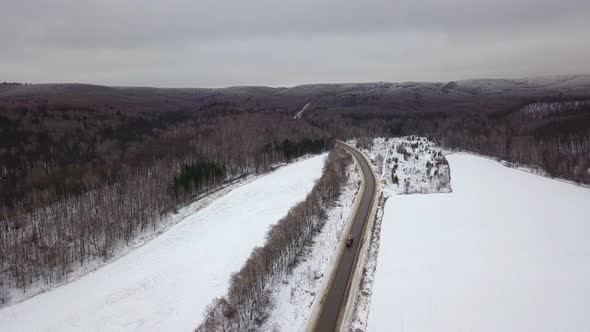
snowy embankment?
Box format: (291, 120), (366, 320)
(368, 153), (590, 332)
(0, 154), (327, 332)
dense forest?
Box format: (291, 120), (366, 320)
(0, 89), (331, 298)
(1, 76), (589, 302)
(309, 96), (590, 184)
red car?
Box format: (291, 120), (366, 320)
(346, 234), (353, 247)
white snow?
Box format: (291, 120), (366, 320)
(294, 102), (311, 119)
(368, 153), (590, 332)
(0, 154), (327, 332)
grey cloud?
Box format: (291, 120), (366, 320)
(4, 0), (589, 47)
(1, 0), (589, 86)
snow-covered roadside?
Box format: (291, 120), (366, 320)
(1, 154), (318, 308)
(367, 153), (590, 331)
(348, 194), (385, 331)
(0, 154), (327, 332)
(260, 162), (361, 332)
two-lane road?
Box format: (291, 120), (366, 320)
(312, 142), (377, 331)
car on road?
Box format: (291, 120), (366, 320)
(346, 234), (353, 247)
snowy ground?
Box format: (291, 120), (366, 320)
(0, 154), (327, 332)
(368, 153), (590, 332)
(261, 162), (360, 332)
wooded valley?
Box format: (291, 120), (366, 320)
(1, 77), (589, 302)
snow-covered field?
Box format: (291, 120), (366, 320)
(0, 154), (327, 332)
(350, 137), (451, 330)
(368, 153), (590, 332)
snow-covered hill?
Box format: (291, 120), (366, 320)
(368, 153), (590, 332)
(363, 137), (451, 195)
(0, 154), (327, 332)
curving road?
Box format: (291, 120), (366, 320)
(312, 142), (378, 332)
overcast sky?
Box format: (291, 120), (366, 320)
(2, 0), (590, 87)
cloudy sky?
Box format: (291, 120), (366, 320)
(2, 0), (590, 87)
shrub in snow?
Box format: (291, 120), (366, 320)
(392, 174), (399, 185)
(0, 286), (10, 307)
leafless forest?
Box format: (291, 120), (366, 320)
(0, 85), (330, 299)
(1, 77), (589, 302)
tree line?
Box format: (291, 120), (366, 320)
(196, 148), (351, 331)
(307, 96), (590, 185)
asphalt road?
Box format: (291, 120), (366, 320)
(312, 142), (377, 332)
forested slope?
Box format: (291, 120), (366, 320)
(1, 75), (589, 302)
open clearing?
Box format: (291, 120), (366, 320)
(368, 153), (590, 332)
